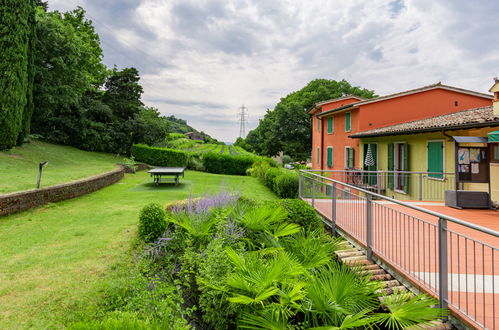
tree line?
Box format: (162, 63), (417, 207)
(0, 1), (210, 153)
(243, 79), (377, 161)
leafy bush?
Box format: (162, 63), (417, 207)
(138, 203), (167, 242)
(273, 171), (299, 198)
(122, 156), (138, 173)
(187, 153), (204, 171)
(263, 167), (283, 189)
(202, 153), (256, 175)
(268, 199), (322, 229)
(248, 160), (271, 180)
(281, 154), (293, 165)
(131, 144), (188, 167)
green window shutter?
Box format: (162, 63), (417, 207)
(388, 143), (394, 189)
(348, 148), (354, 168)
(317, 118), (321, 132)
(327, 117), (333, 133)
(403, 143), (410, 193)
(317, 147), (320, 164)
(327, 147), (333, 167)
(345, 112), (351, 132)
(427, 142), (444, 178)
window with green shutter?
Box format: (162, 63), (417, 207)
(317, 147), (320, 165)
(327, 147), (333, 167)
(345, 147), (354, 168)
(327, 117), (333, 134)
(427, 141), (444, 178)
(345, 112), (351, 132)
(317, 118), (321, 132)
(387, 143), (394, 189)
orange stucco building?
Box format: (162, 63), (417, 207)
(309, 83), (493, 171)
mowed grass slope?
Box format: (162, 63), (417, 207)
(0, 140), (119, 194)
(0, 170), (276, 329)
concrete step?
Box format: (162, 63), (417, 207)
(335, 250), (364, 258)
(376, 285), (408, 295)
(341, 255), (367, 262)
(406, 321), (451, 329)
(355, 264), (380, 270)
(380, 280), (402, 288)
(343, 258), (374, 266)
(364, 268), (386, 276)
(370, 273), (392, 281)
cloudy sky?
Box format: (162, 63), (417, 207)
(48, 0), (499, 142)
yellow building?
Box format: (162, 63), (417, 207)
(350, 106), (499, 204)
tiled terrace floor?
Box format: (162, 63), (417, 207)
(305, 198), (499, 329)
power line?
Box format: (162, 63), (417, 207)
(237, 105), (248, 138)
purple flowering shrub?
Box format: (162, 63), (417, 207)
(166, 191), (240, 214)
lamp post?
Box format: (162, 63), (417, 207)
(36, 161), (48, 189)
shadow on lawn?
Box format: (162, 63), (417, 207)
(129, 181), (192, 192)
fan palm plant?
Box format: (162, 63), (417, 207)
(280, 230), (341, 270)
(225, 248), (305, 306)
(303, 262), (381, 327)
(372, 293), (447, 329)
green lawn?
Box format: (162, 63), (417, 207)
(0, 170), (276, 329)
(0, 140), (120, 194)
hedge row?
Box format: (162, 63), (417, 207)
(131, 144), (275, 175)
(250, 162), (299, 198)
(203, 153), (256, 175)
(131, 144), (189, 167)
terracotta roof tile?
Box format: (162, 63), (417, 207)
(350, 106), (499, 138)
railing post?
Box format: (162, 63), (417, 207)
(298, 171), (303, 199)
(366, 194), (373, 261)
(331, 182), (337, 236)
(419, 173), (423, 201)
(438, 217), (449, 315)
(311, 178), (315, 207)
(376, 172), (381, 195)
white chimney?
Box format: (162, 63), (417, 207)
(490, 77), (499, 116)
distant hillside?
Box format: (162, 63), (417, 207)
(165, 115), (218, 143)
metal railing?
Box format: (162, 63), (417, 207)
(310, 169), (456, 201)
(299, 170), (499, 329)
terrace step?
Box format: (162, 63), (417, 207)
(380, 280), (402, 288)
(359, 263), (384, 272)
(364, 268), (386, 275)
(406, 321), (451, 329)
(376, 285), (408, 295)
(370, 274), (392, 281)
(335, 250), (364, 258)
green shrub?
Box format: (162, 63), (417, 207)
(202, 152), (256, 175)
(274, 171), (299, 198)
(187, 153), (205, 171)
(248, 160), (271, 180)
(138, 203), (167, 242)
(131, 144), (188, 167)
(263, 167), (283, 189)
(268, 199), (322, 230)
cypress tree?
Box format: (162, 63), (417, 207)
(17, 0), (36, 145)
(0, 0), (34, 150)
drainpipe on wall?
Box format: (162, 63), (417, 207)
(320, 118), (324, 170)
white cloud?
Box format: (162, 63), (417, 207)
(48, 0), (499, 141)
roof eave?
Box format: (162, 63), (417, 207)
(349, 120), (499, 139)
(317, 104), (357, 118)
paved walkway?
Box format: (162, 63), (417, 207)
(306, 198), (499, 329)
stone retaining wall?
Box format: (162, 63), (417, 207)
(0, 166), (126, 217)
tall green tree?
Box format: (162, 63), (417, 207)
(245, 79), (376, 160)
(102, 67), (144, 120)
(31, 8), (102, 139)
(0, 0), (36, 150)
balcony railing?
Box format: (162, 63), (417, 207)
(299, 170), (499, 329)
(310, 169), (456, 201)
